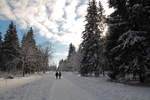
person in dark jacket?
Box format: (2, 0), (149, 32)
(55, 71), (58, 79)
(58, 71), (62, 79)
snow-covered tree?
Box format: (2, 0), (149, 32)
(21, 27), (37, 74)
(121, 0), (150, 82)
(67, 43), (76, 71)
(105, 0), (128, 79)
(111, 30), (147, 81)
(106, 0), (150, 82)
(67, 43), (76, 60)
(20, 29), (52, 76)
(36, 42), (52, 73)
(80, 0), (102, 76)
(97, 1), (106, 76)
(0, 32), (2, 44)
(59, 43), (76, 71)
(2, 22), (20, 72)
(72, 45), (83, 72)
(0, 32), (3, 71)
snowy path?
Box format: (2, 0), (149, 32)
(49, 76), (97, 100)
(0, 72), (150, 100)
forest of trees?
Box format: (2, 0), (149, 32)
(58, 0), (150, 83)
(1, 0), (149, 83)
(58, 43), (77, 71)
(0, 22), (52, 77)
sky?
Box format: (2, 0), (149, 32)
(0, 0), (113, 65)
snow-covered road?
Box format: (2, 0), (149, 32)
(0, 72), (150, 100)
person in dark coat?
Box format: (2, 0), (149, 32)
(58, 71), (62, 79)
(55, 71), (58, 79)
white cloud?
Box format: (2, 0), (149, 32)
(0, 0), (16, 20)
(76, 4), (88, 17)
(0, 0), (113, 46)
(100, 0), (114, 16)
(54, 52), (68, 57)
(51, 0), (66, 21)
(0, 0), (113, 62)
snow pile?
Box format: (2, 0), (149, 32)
(0, 74), (42, 94)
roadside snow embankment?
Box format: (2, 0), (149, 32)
(0, 74), (42, 94)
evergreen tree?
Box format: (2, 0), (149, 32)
(98, 1), (105, 31)
(0, 32), (3, 71)
(80, 0), (102, 76)
(25, 27), (36, 49)
(97, 1), (106, 76)
(67, 43), (76, 71)
(106, 0), (150, 82)
(21, 34), (26, 48)
(118, 0), (150, 82)
(20, 34), (27, 76)
(58, 59), (64, 70)
(67, 43), (76, 60)
(21, 29), (52, 76)
(73, 44), (83, 72)
(2, 21), (20, 72)
(0, 32), (2, 43)
(60, 43), (76, 71)
(0, 32), (2, 52)
(105, 0), (128, 79)
(21, 27), (37, 74)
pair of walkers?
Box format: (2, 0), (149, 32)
(55, 71), (61, 79)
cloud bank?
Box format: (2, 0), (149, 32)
(0, 0), (88, 47)
(0, 0), (113, 48)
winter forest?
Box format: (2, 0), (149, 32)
(0, 0), (150, 100)
(0, 22), (52, 77)
(59, 0), (150, 83)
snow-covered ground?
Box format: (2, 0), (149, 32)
(0, 74), (42, 94)
(0, 72), (150, 100)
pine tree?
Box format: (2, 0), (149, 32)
(0, 32), (2, 52)
(98, 1), (105, 32)
(106, 0), (150, 82)
(80, 0), (102, 76)
(0, 32), (3, 71)
(105, 0), (128, 79)
(73, 44), (83, 72)
(58, 59), (64, 70)
(2, 21), (20, 72)
(67, 43), (76, 70)
(67, 43), (76, 60)
(20, 34), (27, 76)
(120, 0), (150, 82)
(25, 27), (36, 49)
(21, 27), (37, 74)
(0, 32), (2, 44)
(60, 43), (76, 71)
(97, 1), (106, 76)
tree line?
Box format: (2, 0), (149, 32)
(58, 43), (77, 71)
(0, 22), (52, 77)
(59, 0), (150, 83)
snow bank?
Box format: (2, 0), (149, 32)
(0, 74), (42, 94)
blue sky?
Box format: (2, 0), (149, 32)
(0, 0), (113, 65)
(0, 19), (69, 65)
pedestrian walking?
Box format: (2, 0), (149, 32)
(58, 71), (62, 79)
(55, 71), (58, 79)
